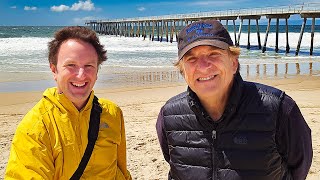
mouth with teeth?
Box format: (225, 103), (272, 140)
(197, 75), (217, 81)
(71, 82), (87, 87)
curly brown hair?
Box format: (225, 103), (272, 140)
(48, 26), (107, 66)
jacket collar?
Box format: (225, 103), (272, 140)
(43, 87), (95, 114)
(187, 73), (243, 125)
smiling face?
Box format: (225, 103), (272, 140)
(181, 45), (238, 100)
(50, 39), (99, 110)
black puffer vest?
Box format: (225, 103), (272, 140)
(162, 74), (288, 180)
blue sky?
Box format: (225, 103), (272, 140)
(0, 0), (318, 26)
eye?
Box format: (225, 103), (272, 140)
(208, 52), (224, 59)
(209, 52), (221, 56)
(85, 64), (96, 68)
(67, 64), (76, 67)
(185, 57), (196, 63)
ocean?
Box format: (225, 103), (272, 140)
(0, 25), (320, 93)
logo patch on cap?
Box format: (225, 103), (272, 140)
(186, 23), (213, 34)
(186, 23), (215, 42)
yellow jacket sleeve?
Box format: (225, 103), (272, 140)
(5, 112), (55, 179)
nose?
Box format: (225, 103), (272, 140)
(76, 67), (85, 79)
(197, 56), (211, 70)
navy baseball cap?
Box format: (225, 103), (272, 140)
(177, 19), (234, 60)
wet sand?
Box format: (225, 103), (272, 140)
(0, 74), (320, 179)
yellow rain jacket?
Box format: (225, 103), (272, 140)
(5, 87), (131, 180)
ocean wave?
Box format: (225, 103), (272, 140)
(1, 33), (319, 75)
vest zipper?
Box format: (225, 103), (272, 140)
(212, 130), (217, 180)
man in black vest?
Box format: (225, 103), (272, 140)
(156, 20), (312, 180)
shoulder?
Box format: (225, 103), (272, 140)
(164, 91), (188, 107)
(98, 98), (122, 116)
(98, 98), (121, 109)
(244, 80), (284, 98)
(97, 98), (124, 135)
(280, 94), (297, 115)
(161, 91), (189, 116)
(15, 97), (51, 137)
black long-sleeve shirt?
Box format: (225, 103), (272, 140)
(156, 94), (313, 180)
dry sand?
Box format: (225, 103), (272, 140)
(1, 75), (319, 179)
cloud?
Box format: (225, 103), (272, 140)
(51, 5), (69, 12)
(70, 0), (95, 11)
(51, 0), (95, 12)
(137, 7), (146, 11)
(10, 6), (17, 9)
(50, 4), (69, 12)
(24, 6), (37, 11)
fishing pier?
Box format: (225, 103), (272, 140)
(86, 3), (320, 55)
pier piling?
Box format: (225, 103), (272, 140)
(285, 18), (290, 53)
(237, 18), (243, 46)
(233, 20), (237, 45)
(247, 19), (251, 49)
(256, 19), (261, 49)
(311, 17), (315, 55)
(275, 18), (279, 53)
(296, 18), (306, 55)
(262, 18), (271, 53)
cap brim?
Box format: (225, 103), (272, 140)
(178, 39), (230, 60)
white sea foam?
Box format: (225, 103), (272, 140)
(234, 32), (320, 49)
(0, 32), (319, 74)
(99, 36), (176, 52)
(0, 37), (50, 52)
(1, 32), (319, 57)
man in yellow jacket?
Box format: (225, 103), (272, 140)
(5, 26), (132, 180)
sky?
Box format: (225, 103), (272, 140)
(0, 0), (319, 26)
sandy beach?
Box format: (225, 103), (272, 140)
(1, 75), (320, 179)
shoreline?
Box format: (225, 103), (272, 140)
(0, 75), (320, 179)
(1, 60), (320, 93)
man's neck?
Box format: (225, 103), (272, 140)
(197, 78), (235, 121)
(198, 92), (229, 121)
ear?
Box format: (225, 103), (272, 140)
(50, 63), (58, 81)
(231, 56), (239, 74)
(180, 61), (187, 79)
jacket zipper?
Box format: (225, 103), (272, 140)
(212, 130), (217, 180)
